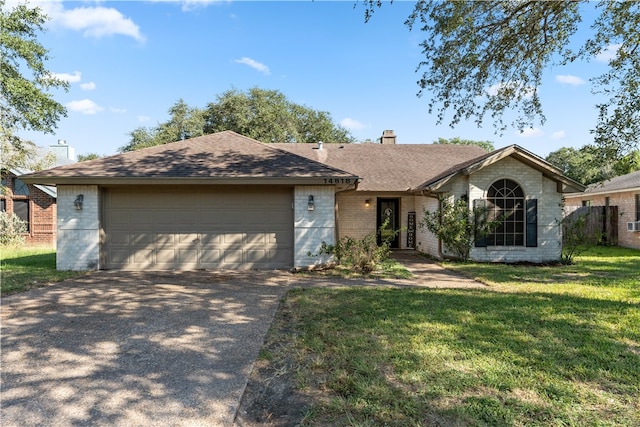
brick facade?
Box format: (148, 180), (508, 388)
(564, 191), (640, 250)
(56, 185), (100, 270)
(467, 157), (563, 263)
(294, 185), (336, 267)
(1, 172), (56, 246)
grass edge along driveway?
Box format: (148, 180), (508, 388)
(258, 246), (640, 426)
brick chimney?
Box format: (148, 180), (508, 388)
(380, 130), (396, 144)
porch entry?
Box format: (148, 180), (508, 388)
(377, 198), (400, 248)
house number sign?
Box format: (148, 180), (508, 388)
(407, 211), (416, 249)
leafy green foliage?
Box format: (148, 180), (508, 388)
(546, 145), (640, 185)
(560, 211), (598, 264)
(121, 88), (354, 152)
(433, 136), (495, 152)
(317, 220), (396, 273)
(204, 87), (354, 144)
(362, 1), (640, 155)
(421, 196), (498, 261)
(120, 99), (206, 152)
(0, 211), (26, 246)
(77, 153), (102, 162)
(0, 1), (68, 169)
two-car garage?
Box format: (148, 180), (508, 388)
(102, 186), (294, 270)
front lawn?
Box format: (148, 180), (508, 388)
(261, 246), (640, 426)
(0, 247), (84, 295)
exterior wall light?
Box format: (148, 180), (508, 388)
(74, 194), (84, 210)
(308, 195), (315, 211)
(365, 199), (370, 207)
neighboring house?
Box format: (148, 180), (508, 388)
(21, 130), (584, 271)
(1, 169), (57, 246)
(1, 140), (77, 247)
(564, 170), (640, 250)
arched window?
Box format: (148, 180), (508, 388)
(487, 179), (525, 246)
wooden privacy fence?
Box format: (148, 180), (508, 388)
(564, 206), (618, 245)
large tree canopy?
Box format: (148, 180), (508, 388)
(0, 0), (68, 169)
(363, 1), (639, 157)
(204, 87), (354, 144)
(121, 88), (354, 152)
(545, 144), (640, 185)
(433, 137), (494, 153)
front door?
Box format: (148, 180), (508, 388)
(377, 198), (400, 248)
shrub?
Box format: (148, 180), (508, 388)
(318, 220), (397, 273)
(0, 212), (27, 246)
(421, 195), (500, 262)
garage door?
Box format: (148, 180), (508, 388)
(103, 187), (293, 270)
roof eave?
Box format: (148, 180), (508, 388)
(19, 175), (360, 187)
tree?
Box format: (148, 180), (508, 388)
(204, 87), (354, 144)
(433, 137), (494, 152)
(121, 89), (353, 152)
(120, 99), (205, 152)
(546, 144), (640, 185)
(1, 0), (68, 169)
(77, 153), (102, 162)
(362, 1), (639, 157)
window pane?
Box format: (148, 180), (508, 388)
(486, 179), (525, 247)
(14, 200), (29, 231)
(14, 179), (29, 196)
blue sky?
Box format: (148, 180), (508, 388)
(15, 0), (615, 158)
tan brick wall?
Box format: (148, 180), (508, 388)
(565, 191), (640, 250)
(336, 192), (417, 249)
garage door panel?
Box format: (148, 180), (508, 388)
(153, 210), (177, 224)
(104, 187), (293, 269)
(133, 233), (154, 244)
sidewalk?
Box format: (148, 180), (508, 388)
(390, 250), (487, 289)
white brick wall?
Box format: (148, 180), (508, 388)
(294, 186), (336, 267)
(57, 185), (100, 270)
(466, 157), (563, 262)
(415, 195), (440, 257)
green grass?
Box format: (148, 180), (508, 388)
(298, 258), (413, 280)
(0, 246), (85, 295)
(273, 246), (640, 426)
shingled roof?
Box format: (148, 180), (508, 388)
(272, 142), (487, 192)
(419, 145), (586, 194)
(566, 169), (640, 197)
(21, 131), (357, 186)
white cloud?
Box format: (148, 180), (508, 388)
(110, 107), (127, 114)
(234, 57), (270, 75)
(340, 118), (365, 130)
(551, 130), (566, 140)
(44, 1), (145, 42)
(596, 44), (621, 63)
(555, 74), (585, 86)
(516, 128), (543, 138)
(67, 99), (103, 115)
(138, 115), (152, 123)
(52, 71), (82, 83)
(80, 82), (96, 91)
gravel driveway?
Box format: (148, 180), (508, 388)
(1, 270), (294, 427)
